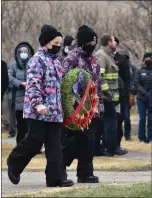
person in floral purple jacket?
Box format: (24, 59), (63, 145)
(7, 25), (74, 188)
(62, 25), (103, 184)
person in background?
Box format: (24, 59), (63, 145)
(135, 52), (152, 143)
(7, 25), (73, 187)
(114, 37), (137, 141)
(7, 63), (17, 138)
(69, 39), (77, 50)
(125, 64), (137, 140)
(8, 42), (34, 144)
(62, 25), (103, 183)
(114, 37), (131, 152)
(59, 36), (74, 62)
(96, 33), (126, 156)
(1, 60), (9, 103)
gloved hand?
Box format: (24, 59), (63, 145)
(129, 94), (136, 106)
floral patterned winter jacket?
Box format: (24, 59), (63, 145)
(63, 47), (104, 114)
(23, 48), (64, 123)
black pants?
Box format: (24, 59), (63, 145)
(16, 111), (27, 145)
(94, 117), (105, 155)
(103, 102), (117, 152)
(117, 102), (125, 147)
(7, 119), (67, 184)
(62, 119), (96, 178)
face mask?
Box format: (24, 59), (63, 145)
(48, 45), (61, 55)
(145, 59), (152, 67)
(82, 44), (96, 54)
(64, 46), (69, 54)
(20, 53), (28, 60)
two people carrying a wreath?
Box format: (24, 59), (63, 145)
(7, 24), (104, 187)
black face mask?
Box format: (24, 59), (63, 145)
(48, 45), (61, 55)
(82, 44), (96, 54)
(145, 59), (152, 67)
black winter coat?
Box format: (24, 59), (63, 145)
(1, 60), (9, 102)
(129, 65), (138, 95)
(134, 67), (152, 100)
(114, 50), (130, 101)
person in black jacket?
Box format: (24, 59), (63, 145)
(124, 64), (137, 140)
(1, 60), (9, 103)
(114, 37), (137, 141)
(114, 37), (130, 153)
(135, 52), (152, 143)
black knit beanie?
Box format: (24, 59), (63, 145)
(39, 25), (62, 47)
(76, 25), (98, 47)
(143, 52), (152, 61)
(63, 36), (74, 47)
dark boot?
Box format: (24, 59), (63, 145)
(47, 179), (74, 187)
(106, 151), (114, 157)
(77, 176), (99, 183)
(8, 133), (16, 138)
(119, 147), (128, 154)
(94, 149), (106, 156)
(7, 158), (20, 185)
(113, 147), (128, 155)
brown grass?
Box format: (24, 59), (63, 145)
(2, 144), (151, 172)
(121, 136), (151, 153)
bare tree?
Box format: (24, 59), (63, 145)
(2, 1), (39, 62)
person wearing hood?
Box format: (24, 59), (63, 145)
(134, 52), (152, 143)
(7, 25), (74, 188)
(59, 36), (74, 62)
(8, 42), (34, 144)
(62, 25), (103, 183)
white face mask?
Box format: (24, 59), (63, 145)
(64, 46), (69, 54)
(20, 53), (28, 60)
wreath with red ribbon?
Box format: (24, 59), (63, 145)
(61, 69), (98, 131)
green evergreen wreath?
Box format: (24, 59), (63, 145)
(61, 68), (98, 131)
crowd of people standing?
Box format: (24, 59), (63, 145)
(1, 24), (152, 187)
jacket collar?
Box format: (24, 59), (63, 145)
(38, 47), (58, 59)
(100, 46), (115, 57)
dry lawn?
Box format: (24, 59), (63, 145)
(121, 136), (151, 153)
(2, 144), (151, 172)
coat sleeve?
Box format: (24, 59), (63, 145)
(118, 76), (125, 101)
(96, 62), (104, 113)
(129, 64), (137, 95)
(8, 62), (22, 88)
(26, 56), (44, 108)
(62, 52), (76, 74)
(134, 69), (148, 97)
(96, 54), (112, 99)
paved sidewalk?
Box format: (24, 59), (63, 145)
(2, 171), (151, 197)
